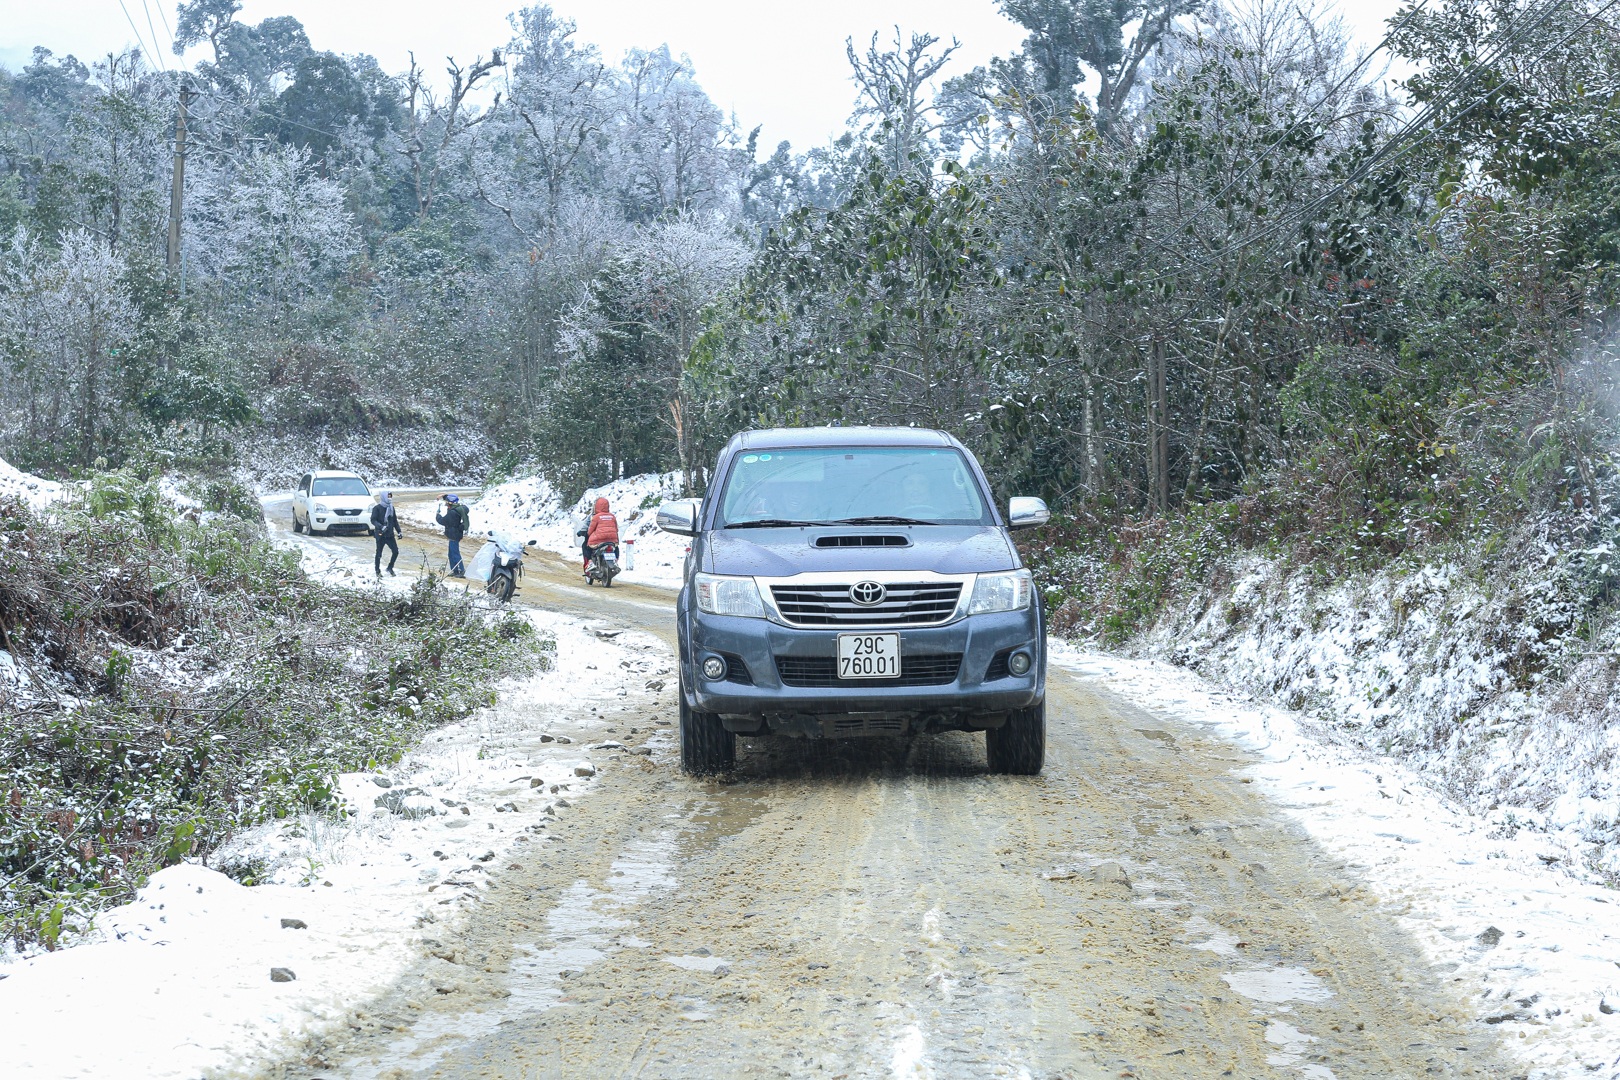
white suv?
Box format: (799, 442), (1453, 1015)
(292, 470), (373, 535)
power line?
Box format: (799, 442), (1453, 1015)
(1116, 0), (1590, 298)
(187, 84), (359, 146)
(1227, 0), (1600, 267)
(1205, 0), (1436, 211)
(113, 0), (162, 73)
(139, 0), (172, 73)
(150, 0), (175, 54)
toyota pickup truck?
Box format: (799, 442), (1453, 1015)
(656, 426), (1049, 775)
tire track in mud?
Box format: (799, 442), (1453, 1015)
(253, 495), (1514, 1079)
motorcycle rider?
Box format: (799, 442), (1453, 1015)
(370, 491), (401, 577)
(582, 496), (619, 581)
(436, 493), (471, 577)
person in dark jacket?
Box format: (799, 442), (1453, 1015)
(370, 492), (401, 577)
(436, 493), (471, 576)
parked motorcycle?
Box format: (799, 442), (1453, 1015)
(585, 540), (621, 588)
(472, 532), (531, 602)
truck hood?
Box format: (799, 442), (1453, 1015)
(702, 526), (1019, 578)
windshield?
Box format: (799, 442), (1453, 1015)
(716, 446), (992, 528)
(311, 477), (369, 497)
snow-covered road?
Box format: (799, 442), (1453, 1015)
(4, 493), (1619, 1078)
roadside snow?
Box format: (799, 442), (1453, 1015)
(1131, 548), (1620, 891)
(1052, 643), (1620, 1080)
(399, 472), (688, 589)
(0, 455), (66, 510)
(0, 609), (671, 1080)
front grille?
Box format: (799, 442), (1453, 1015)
(770, 581), (963, 626)
(335, 508), (362, 516)
(775, 652), (962, 687)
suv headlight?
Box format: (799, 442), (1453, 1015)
(695, 573), (767, 618)
(314, 502), (329, 513)
(967, 569), (1033, 614)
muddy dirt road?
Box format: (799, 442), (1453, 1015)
(258, 494), (1511, 1079)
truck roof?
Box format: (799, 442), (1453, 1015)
(731, 426), (958, 451)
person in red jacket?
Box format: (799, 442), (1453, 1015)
(582, 496), (619, 574)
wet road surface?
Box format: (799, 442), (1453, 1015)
(255, 493), (1512, 1079)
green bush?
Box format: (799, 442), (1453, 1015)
(0, 480), (552, 950)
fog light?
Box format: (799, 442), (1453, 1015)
(702, 656), (726, 681)
(1008, 651), (1032, 676)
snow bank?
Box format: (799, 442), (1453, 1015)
(0, 611), (673, 1080)
(1053, 645), (1620, 1080)
(0, 455), (66, 510)
(1123, 546), (1620, 887)
(400, 471), (689, 589)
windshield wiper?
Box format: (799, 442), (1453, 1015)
(832, 515), (939, 526)
(724, 518), (830, 529)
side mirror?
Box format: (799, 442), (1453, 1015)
(656, 499), (701, 537)
(1007, 497), (1050, 529)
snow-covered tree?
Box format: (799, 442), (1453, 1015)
(186, 143), (358, 304)
(0, 228), (139, 464)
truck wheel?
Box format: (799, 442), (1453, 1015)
(680, 691), (734, 775)
(986, 701), (1045, 775)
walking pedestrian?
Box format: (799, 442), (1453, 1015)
(436, 493), (471, 576)
(370, 491), (400, 576)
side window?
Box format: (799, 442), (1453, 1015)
(298, 474), (311, 494)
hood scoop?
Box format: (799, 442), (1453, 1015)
(813, 534), (910, 548)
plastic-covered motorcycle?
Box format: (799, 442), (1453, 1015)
(470, 532), (531, 602)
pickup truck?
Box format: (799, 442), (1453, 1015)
(657, 426), (1049, 775)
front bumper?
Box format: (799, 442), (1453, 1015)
(685, 608), (1043, 735)
(312, 510), (370, 533)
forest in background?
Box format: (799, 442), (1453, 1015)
(0, 0), (1617, 571)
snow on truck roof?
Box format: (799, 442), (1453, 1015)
(732, 426), (959, 451)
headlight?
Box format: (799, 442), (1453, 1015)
(314, 502), (329, 513)
(967, 569), (1033, 614)
(695, 573), (767, 618)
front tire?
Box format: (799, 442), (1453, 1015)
(679, 689), (734, 775)
(486, 571), (515, 602)
(292, 511), (303, 535)
(986, 701), (1045, 775)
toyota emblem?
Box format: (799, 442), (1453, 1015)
(849, 581), (887, 606)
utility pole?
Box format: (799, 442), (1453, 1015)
(167, 81), (191, 274)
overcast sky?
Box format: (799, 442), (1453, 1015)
(0, 0), (1408, 152)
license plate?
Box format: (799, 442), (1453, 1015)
(604, 551), (618, 562)
(837, 633), (900, 679)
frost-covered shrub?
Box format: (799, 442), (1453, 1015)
(0, 478), (550, 950)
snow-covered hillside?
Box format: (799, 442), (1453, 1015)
(401, 472), (688, 589)
(237, 425), (492, 494)
(1123, 543), (1620, 889)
